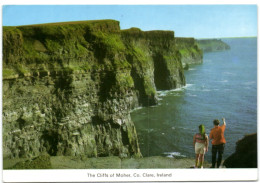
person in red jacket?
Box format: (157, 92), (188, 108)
(209, 118), (226, 168)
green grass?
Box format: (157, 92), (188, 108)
(116, 72), (134, 88)
(179, 49), (189, 56)
(3, 68), (18, 78)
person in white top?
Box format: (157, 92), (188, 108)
(193, 124), (209, 168)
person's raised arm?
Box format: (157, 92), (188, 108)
(222, 118), (226, 126)
(205, 135), (209, 152)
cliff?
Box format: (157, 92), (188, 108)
(196, 39), (230, 53)
(175, 37), (203, 68)
(3, 20), (191, 160)
(223, 133), (257, 168)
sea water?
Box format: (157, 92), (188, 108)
(131, 38), (257, 162)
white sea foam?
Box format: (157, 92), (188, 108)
(184, 84), (195, 90)
(184, 84), (194, 89)
(187, 93), (197, 97)
(157, 84), (194, 97)
(130, 106), (143, 112)
(163, 152), (186, 158)
(158, 91), (167, 97)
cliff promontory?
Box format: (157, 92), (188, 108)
(3, 20), (201, 161)
(196, 39), (230, 52)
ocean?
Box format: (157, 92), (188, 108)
(131, 38), (257, 162)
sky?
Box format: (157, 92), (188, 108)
(2, 5), (258, 39)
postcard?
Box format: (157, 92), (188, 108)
(2, 2), (258, 182)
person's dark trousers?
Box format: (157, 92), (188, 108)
(212, 144), (225, 168)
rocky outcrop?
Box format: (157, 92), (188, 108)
(196, 39), (230, 53)
(175, 37), (203, 68)
(223, 133), (257, 168)
(3, 20), (190, 159)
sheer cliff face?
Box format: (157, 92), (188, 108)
(121, 28), (186, 104)
(175, 37), (203, 65)
(3, 20), (186, 159)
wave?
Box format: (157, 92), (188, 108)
(187, 93), (197, 97)
(163, 152), (186, 158)
(130, 106), (143, 112)
(157, 84), (194, 97)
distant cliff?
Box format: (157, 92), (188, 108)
(196, 39), (230, 53)
(3, 20), (201, 160)
(175, 37), (203, 68)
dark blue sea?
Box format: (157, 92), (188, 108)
(131, 38), (257, 162)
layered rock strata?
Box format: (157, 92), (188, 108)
(3, 20), (196, 159)
(175, 37), (203, 67)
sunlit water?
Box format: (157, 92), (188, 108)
(131, 38), (257, 162)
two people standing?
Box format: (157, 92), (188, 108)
(193, 118), (226, 168)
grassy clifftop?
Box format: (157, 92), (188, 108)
(3, 20), (124, 79)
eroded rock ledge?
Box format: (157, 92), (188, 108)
(3, 19), (202, 159)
